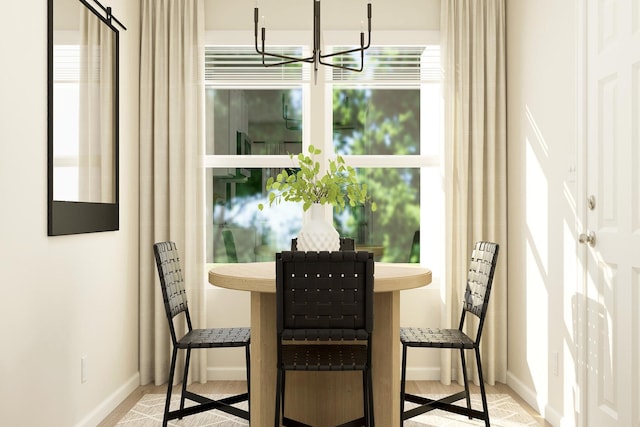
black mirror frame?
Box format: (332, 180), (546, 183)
(47, 0), (123, 236)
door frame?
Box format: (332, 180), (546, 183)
(575, 0), (588, 425)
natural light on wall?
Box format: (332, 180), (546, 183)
(525, 111), (550, 405)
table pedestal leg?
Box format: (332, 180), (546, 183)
(251, 292), (277, 425)
(372, 290), (401, 426)
(249, 290), (400, 427)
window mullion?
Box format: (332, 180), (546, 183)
(339, 155), (439, 168)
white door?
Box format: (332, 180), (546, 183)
(584, 0), (640, 425)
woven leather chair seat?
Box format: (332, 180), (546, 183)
(178, 327), (250, 349)
(281, 344), (369, 371)
(400, 327), (475, 349)
(282, 329), (369, 341)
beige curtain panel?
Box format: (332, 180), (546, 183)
(138, 0), (205, 386)
(441, 0), (508, 386)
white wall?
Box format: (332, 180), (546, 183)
(0, 1), (140, 425)
(506, 1), (580, 425)
(205, 0), (440, 31)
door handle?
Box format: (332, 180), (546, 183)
(579, 231), (596, 247)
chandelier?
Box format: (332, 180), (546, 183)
(254, 0), (372, 81)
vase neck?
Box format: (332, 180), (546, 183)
(309, 203), (326, 221)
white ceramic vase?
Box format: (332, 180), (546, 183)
(296, 203), (340, 252)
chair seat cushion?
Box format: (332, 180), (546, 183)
(178, 327), (250, 349)
(281, 343), (369, 371)
(400, 327), (475, 349)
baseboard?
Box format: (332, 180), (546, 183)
(506, 371), (542, 413)
(507, 371), (565, 427)
(75, 373), (139, 427)
(544, 403), (564, 427)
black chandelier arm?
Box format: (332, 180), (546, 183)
(254, 7), (316, 66)
(319, 40), (371, 60)
(258, 45), (316, 66)
(257, 48), (316, 67)
(317, 2), (371, 67)
(318, 50), (365, 72)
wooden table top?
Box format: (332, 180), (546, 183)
(208, 261), (432, 293)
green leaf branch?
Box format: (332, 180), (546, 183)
(258, 145), (377, 212)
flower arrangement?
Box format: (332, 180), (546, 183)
(258, 145), (377, 213)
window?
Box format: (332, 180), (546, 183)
(204, 34), (442, 274)
(205, 87), (305, 262)
(53, 45), (82, 201)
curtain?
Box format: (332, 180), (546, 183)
(139, 0), (205, 386)
(79, 8), (115, 203)
(441, 0), (507, 386)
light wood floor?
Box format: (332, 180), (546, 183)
(98, 380), (551, 426)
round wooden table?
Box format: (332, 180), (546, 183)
(209, 262), (432, 427)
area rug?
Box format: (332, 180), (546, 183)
(116, 393), (540, 426)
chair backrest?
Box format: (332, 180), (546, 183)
(276, 251), (374, 341)
(290, 237), (355, 251)
(459, 241), (499, 341)
(153, 241), (193, 343)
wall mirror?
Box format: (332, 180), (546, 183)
(47, 0), (125, 235)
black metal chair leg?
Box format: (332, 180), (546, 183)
(275, 367), (282, 427)
(400, 344), (408, 422)
(180, 347), (192, 412)
(367, 366), (375, 427)
(361, 371), (369, 426)
(475, 347), (490, 427)
(459, 348), (471, 418)
(246, 344), (251, 417)
(281, 369), (287, 423)
(163, 347), (179, 427)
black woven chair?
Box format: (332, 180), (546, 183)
(399, 241), (499, 426)
(153, 241), (250, 427)
(275, 251), (375, 427)
(291, 237), (355, 251)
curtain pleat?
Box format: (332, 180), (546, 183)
(441, 0), (507, 386)
(139, 0), (205, 386)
